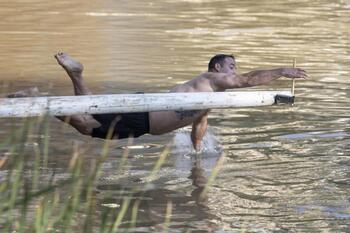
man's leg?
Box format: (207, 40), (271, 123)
(8, 87), (99, 136)
(53, 52), (100, 135)
(54, 52), (92, 96)
(7, 53), (101, 136)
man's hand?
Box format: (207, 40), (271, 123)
(281, 68), (308, 79)
(192, 139), (201, 152)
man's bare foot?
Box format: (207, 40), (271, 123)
(7, 87), (40, 98)
(54, 52), (84, 78)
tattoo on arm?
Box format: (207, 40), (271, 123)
(175, 110), (201, 120)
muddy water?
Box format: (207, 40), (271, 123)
(0, 0), (350, 232)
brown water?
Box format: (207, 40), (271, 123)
(1, 0), (350, 232)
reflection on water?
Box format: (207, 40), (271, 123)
(96, 144), (223, 232)
(1, 0), (350, 232)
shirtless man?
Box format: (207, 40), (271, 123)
(10, 53), (307, 150)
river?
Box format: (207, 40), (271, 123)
(0, 0), (349, 232)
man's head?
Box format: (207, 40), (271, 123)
(208, 54), (236, 74)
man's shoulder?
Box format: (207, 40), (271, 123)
(196, 72), (228, 84)
(199, 72), (226, 78)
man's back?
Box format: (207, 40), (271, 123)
(149, 72), (216, 135)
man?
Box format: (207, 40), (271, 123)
(9, 53), (307, 151)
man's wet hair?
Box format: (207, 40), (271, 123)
(208, 54), (235, 72)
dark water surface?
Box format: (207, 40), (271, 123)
(0, 0), (350, 232)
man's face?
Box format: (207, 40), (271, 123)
(217, 57), (236, 75)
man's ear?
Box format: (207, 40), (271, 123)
(214, 63), (221, 72)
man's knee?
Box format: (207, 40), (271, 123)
(78, 126), (93, 136)
(70, 120), (94, 136)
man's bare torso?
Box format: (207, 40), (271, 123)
(149, 72), (217, 135)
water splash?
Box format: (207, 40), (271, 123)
(172, 127), (222, 155)
(172, 127), (223, 172)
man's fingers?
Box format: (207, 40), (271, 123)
(283, 68), (308, 79)
(301, 72), (308, 78)
(298, 74), (307, 79)
(297, 69), (308, 79)
(296, 73), (307, 79)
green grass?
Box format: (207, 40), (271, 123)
(0, 116), (224, 232)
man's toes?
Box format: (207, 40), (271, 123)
(55, 52), (64, 59)
(59, 52), (67, 57)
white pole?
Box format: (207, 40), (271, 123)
(0, 91), (292, 118)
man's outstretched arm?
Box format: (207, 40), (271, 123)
(212, 68), (307, 90)
(240, 68), (307, 87)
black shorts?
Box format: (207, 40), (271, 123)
(91, 112), (150, 139)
